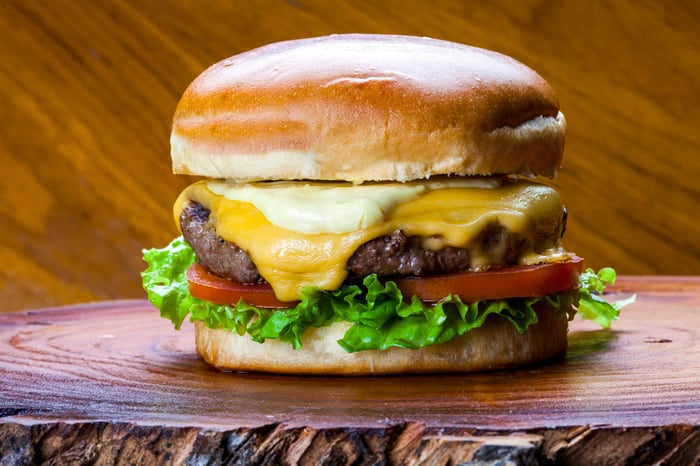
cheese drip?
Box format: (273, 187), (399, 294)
(174, 178), (567, 302)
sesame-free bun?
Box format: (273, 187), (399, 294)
(194, 305), (568, 375)
(171, 34), (566, 183)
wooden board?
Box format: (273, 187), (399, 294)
(1, 277), (700, 464)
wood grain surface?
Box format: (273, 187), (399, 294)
(1, 277), (699, 465)
(2, 1), (700, 312)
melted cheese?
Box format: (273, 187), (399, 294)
(174, 178), (567, 302)
(207, 180), (425, 234)
(206, 177), (502, 234)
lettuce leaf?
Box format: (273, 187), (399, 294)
(577, 267), (635, 328)
(142, 237), (631, 353)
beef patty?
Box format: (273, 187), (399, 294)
(180, 201), (530, 284)
(180, 201), (264, 284)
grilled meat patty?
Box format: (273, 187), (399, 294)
(180, 201), (530, 284)
(180, 201), (264, 284)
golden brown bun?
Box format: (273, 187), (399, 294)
(194, 305), (568, 375)
(172, 34), (565, 183)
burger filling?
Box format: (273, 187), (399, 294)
(142, 176), (631, 353)
(172, 176), (572, 302)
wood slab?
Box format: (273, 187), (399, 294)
(1, 276), (699, 464)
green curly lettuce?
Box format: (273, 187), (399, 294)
(142, 237), (632, 353)
(577, 267), (635, 328)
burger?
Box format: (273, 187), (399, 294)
(142, 34), (628, 375)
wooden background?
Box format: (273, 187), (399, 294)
(1, 1), (699, 312)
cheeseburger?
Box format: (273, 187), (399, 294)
(142, 34), (627, 375)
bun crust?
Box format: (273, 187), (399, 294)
(172, 34), (565, 182)
(194, 305), (568, 375)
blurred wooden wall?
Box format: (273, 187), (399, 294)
(2, 0), (699, 311)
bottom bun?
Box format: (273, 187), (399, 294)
(194, 305), (568, 375)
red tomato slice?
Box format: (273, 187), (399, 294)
(187, 257), (583, 308)
(186, 263), (295, 309)
(394, 256), (583, 303)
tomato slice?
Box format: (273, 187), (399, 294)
(187, 257), (583, 308)
(394, 257), (583, 303)
(186, 263), (296, 309)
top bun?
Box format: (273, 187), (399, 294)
(171, 34), (565, 182)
